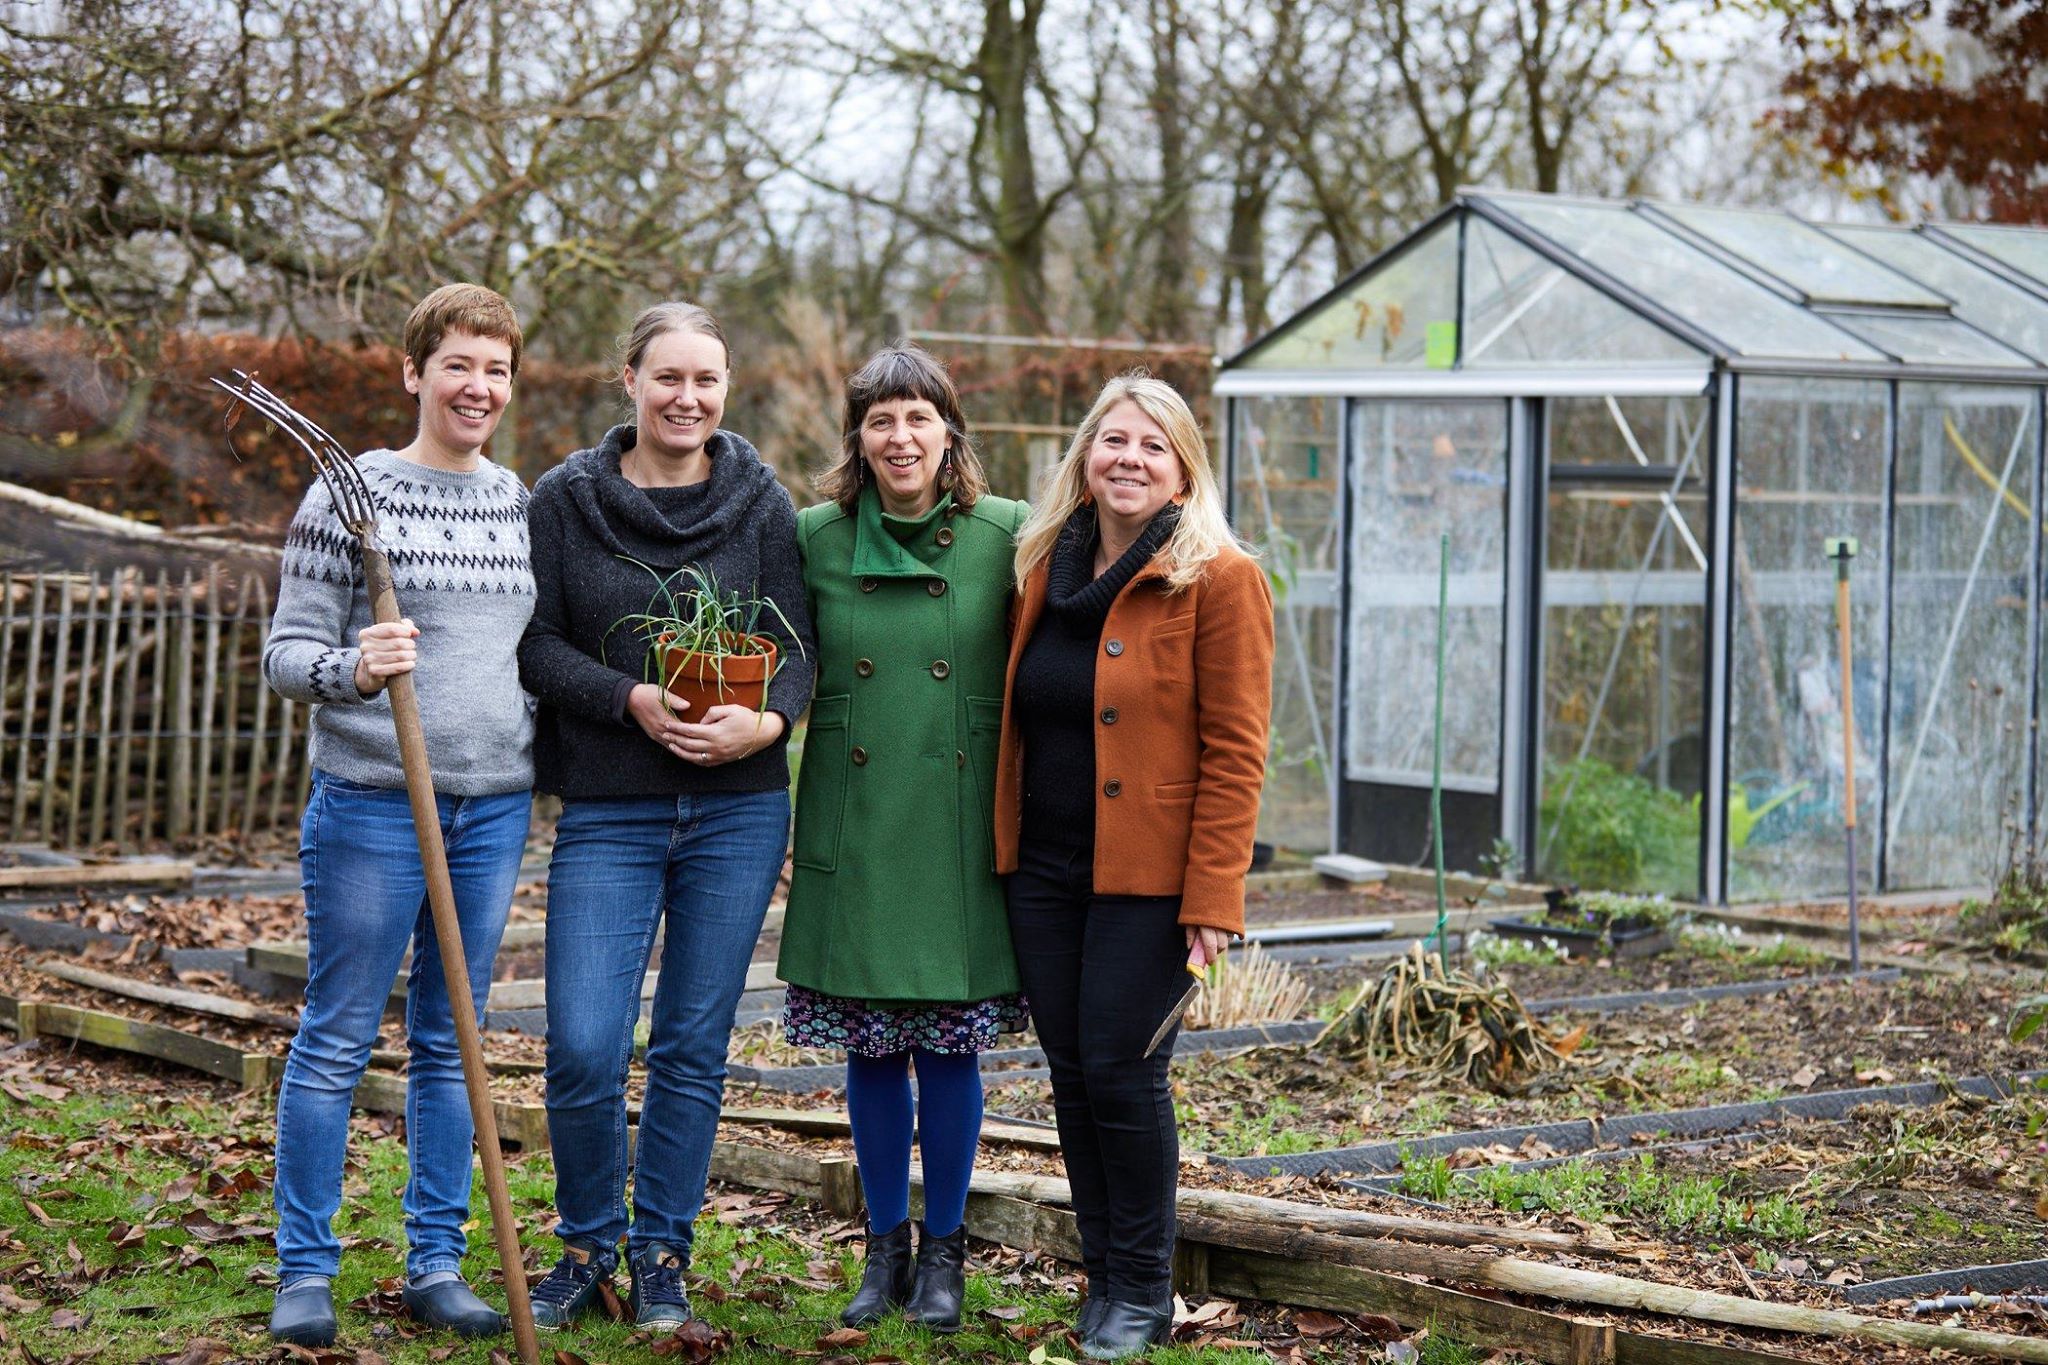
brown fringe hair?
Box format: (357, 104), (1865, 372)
(403, 283), (524, 379)
(815, 344), (987, 514)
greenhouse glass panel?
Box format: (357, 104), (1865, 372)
(1827, 312), (2037, 368)
(1829, 225), (2048, 362)
(1727, 378), (1888, 901)
(1656, 203), (1947, 307)
(1548, 393), (1710, 470)
(1461, 217), (1705, 368)
(1941, 224), (2048, 288)
(1481, 195), (1885, 362)
(1887, 383), (2037, 888)
(1239, 220), (1459, 370)
(1536, 396), (1710, 896)
(1345, 400), (1507, 792)
(1232, 397), (1341, 850)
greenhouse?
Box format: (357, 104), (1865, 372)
(1220, 188), (2048, 904)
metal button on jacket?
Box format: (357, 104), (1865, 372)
(860, 577), (878, 593)
(1105, 639), (1124, 657)
(928, 579), (947, 597)
(855, 658), (875, 678)
(851, 746), (869, 766)
(1103, 779), (1122, 797)
(1100, 707), (1118, 725)
(930, 660), (952, 679)
(936, 527), (955, 547)
(955, 750), (966, 768)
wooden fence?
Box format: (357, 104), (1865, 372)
(0, 567), (309, 849)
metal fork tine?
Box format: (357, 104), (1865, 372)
(209, 372), (380, 534)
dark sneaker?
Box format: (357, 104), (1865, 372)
(269, 1277), (337, 1347)
(529, 1241), (617, 1330)
(629, 1242), (692, 1332)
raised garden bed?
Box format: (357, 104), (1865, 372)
(994, 974), (2037, 1162)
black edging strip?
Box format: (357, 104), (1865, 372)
(1523, 967), (1901, 1015)
(1837, 1260), (2048, 1304)
(1222, 1070), (2048, 1178)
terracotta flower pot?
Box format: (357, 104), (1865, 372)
(656, 632), (779, 718)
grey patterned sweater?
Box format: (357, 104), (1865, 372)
(262, 450), (537, 795)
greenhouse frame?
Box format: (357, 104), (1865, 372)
(1219, 187), (2048, 904)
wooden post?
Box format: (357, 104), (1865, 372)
(213, 572), (248, 836)
(115, 571), (145, 849)
(818, 1156), (864, 1219)
(65, 570), (99, 847)
(141, 572), (170, 844)
(194, 566), (220, 836)
(268, 697), (294, 832)
(241, 577), (270, 838)
(40, 575), (73, 844)
(167, 572), (194, 841)
(0, 572), (14, 835)
(10, 576), (40, 837)
(90, 568), (124, 847)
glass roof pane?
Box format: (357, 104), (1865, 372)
(1941, 224), (2048, 286)
(1830, 225), (2048, 363)
(1656, 203), (1947, 307)
(1479, 195), (1884, 361)
(1827, 311), (2036, 367)
(1239, 219), (1459, 370)
(1462, 217), (1703, 367)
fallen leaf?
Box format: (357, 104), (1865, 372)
(1789, 1065), (1820, 1089)
(1293, 1308), (1348, 1339)
(48, 1308), (86, 1329)
(815, 1327), (869, 1349)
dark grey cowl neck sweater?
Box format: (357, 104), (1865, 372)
(517, 424), (817, 798)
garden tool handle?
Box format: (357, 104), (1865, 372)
(1834, 571), (1857, 827)
(360, 545), (541, 1365)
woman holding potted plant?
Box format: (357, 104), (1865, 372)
(778, 345), (1029, 1333)
(996, 375), (1272, 1359)
(516, 301), (815, 1333)
(261, 283), (534, 1347)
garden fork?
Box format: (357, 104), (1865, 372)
(213, 372), (541, 1365)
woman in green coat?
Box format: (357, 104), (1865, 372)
(779, 345), (1027, 1333)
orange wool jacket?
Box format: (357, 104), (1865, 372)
(993, 544), (1275, 935)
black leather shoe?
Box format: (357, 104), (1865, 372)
(402, 1276), (506, 1339)
(1078, 1292), (1107, 1337)
(904, 1221), (968, 1332)
(841, 1218), (916, 1327)
(1080, 1297), (1174, 1360)
(269, 1278), (337, 1347)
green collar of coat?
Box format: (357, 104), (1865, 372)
(851, 485), (953, 578)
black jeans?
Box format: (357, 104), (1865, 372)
(1005, 837), (1187, 1308)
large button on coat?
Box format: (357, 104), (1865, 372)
(778, 488), (1029, 1002)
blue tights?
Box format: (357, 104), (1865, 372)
(844, 1049), (983, 1236)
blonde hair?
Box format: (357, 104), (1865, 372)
(1014, 373), (1248, 594)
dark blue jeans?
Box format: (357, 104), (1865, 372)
(274, 772), (532, 1282)
(543, 790), (790, 1260)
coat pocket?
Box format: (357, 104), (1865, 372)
(1155, 779), (1199, 802)
(967, 696), (1004, 871)
(792, 694), (850, 872)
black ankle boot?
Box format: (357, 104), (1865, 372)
(904, 1221), (968, 1332)
(841, 1219), (916, 1327)
(1081, 1296), (1174, 1360)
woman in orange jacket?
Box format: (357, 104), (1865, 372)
(994, 374), (1273, 1359)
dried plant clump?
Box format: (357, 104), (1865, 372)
(1186, 942), (1311, 1032)
(1315, 944), (1585, 1091)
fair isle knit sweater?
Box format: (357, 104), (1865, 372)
(261, 450), (537, 795)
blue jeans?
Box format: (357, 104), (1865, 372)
(274, 772), (532, 1282)
(544, 790), (790, 1260)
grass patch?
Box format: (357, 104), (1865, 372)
(1, 1091), (1275, 1364)
(1398, 1150), (1809, 1243)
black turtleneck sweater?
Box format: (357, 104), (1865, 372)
(1014, 505), (1178, 847)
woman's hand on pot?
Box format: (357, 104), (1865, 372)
(628, 683), (695, 756)
(674, 705), (786, 766)
(1185, 924), (1230, 971)
(353, 619), (418, 696)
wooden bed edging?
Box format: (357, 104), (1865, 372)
(703, 1140), (1938, 1365)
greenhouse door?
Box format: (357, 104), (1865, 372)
(1340, 400), (1517, 872)
(1532, 396), (1711, 897)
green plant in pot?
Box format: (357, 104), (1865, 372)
(612, 561), (802, 718)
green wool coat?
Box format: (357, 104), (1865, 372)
(777, 487), (1028, 1002)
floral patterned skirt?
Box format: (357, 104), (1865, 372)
(783, 984), (1030, 1058)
